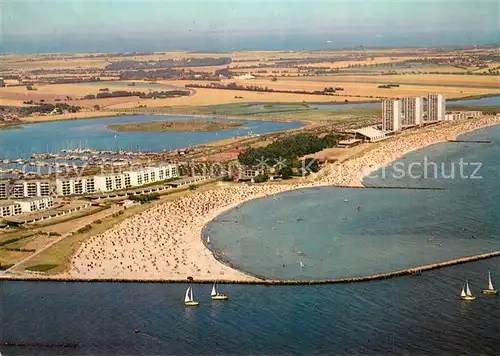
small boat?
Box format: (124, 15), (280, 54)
(482, 270), (498, 295)
(460, 279), (476, 301)
(184, 285), (199, 306)
(211, 282), (228, 300)
(300, 261), (305, 268)
(344, 199), (348, 202)
(207, 236), (211, 244)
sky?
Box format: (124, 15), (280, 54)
(1, 0), (499, 52)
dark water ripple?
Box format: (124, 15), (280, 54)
(1, 257), (499, 355)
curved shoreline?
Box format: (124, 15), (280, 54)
(2, 250), (500, 284)
(3, 117), (499, 283)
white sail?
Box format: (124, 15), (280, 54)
(461, 285), (466, 297)
(211, 283), (217, 297)
(488, 271), (494, 290)
(189, 286), (194, 301)
(184, 286), (191, 303)
(207, 236), (211, 244)
(466, 281), (473, 297)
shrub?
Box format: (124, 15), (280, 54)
(129, 193), (160, 204)
(253, 174), (269, 183)
(0, 263), (14, 271)
(76, 224), (92, 234)
(25, 264), (58, 272)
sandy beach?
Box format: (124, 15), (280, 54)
(63, 116), (500, 282)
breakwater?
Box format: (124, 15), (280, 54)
(2, 249), (499, 285)
(448, 139), (491, 143)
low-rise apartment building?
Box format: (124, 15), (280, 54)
(55, 164), (179, 196)
(0, 180), (52, 199)
(13, 196), (54, 213)
(0, 201), (22, 218)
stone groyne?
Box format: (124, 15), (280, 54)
(2, 250), (499, 285)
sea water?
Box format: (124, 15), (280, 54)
(205, 125), (500, 280)
(1, 125), (499, 355)
(1, 258), (499, 355)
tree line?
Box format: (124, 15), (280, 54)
(238, 133), (342, 167)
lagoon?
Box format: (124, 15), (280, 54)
(0, 115), (303, 159)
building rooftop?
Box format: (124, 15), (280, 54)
(352, 127), (386, 140)
(4, 201), (91, 224)
(167, 176), (207, 187)
(0, 200), (20, 207)
(12, 196), (53, 203)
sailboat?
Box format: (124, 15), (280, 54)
(460, 279), (476, 301)
(184, 285), (199, 306)
(207, 235), (211, 244)
(210, 282), (228, 300)
(482, 270), (498, 295)
(300, 261), (305, 268)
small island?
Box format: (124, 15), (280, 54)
(106, 120), (245, 132)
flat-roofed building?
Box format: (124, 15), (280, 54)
(0, 200), (22, 218)
(351, 127), (387, 142)
(444, 110), (482, 121)
(55, 164), (179, 195)
(0, 180), (53, 199)
(402, 97), (423, 127)
(14, 196), (54, 213)
(56, 176), (95, 196)
(382, 99), (401, 132)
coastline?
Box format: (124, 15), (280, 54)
(2, 116), (499, 283)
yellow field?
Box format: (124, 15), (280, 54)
(0, 82), (177, 106)
(303, 56), (416, 69)
(105, 87), (361, 109)
(295, 74), (500, 88)
(1, 48), (498, 112)
(218, 77), (500, 99)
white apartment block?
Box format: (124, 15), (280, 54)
(444, 110), (482, 121)
(0, 180), (52, 199)
(402, 97), (423, 127)
(14, 196), (54, 213)
(55, 164), (179, 196)
(0, 201), (22, 218)
(427, 93), (445, 122)
(382, 99), (401, 132)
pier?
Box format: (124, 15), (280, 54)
(448, 139), (491, 143)
(1, 249), (499, 285)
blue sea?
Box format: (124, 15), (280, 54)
(1, 125), (500, 355)
(1, 259), (499, 355)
